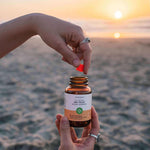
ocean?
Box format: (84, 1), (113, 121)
(69, 17), (150, 38)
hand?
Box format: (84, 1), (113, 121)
(55, 106), (100, 150)
(0, 13), (91, 74)
(33, 13), (92, 74)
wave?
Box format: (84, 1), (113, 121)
(69, 17), (150, 37)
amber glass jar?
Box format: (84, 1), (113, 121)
(64, 76), (92, 127)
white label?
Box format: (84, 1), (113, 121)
(64, 93), (92, 111)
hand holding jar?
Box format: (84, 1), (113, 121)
(55, 106), (100, 150)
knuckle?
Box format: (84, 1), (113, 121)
(61, 122), (70, 130)
(76, 25), (83, 32)
(72, 25), (83, 35)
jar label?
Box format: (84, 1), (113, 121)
(64, 93), (92, 121)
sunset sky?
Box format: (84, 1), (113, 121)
(1, 0), (150, 38)
(1, 0), (150, 20)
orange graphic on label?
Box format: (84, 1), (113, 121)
(65, 108), (91, 121)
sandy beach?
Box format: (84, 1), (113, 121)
(0, 37), (150, 150)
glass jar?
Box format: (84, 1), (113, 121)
(64, 76), (92, 127)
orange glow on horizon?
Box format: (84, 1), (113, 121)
(0, 0), (150, 38)
(114, 32), (121, 39)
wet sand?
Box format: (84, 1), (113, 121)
(0, 37), (150, 150)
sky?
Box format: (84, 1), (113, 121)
(1, 0), (150, 38)
(1, 0), (150, 20)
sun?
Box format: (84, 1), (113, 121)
(114, 32), (121, 39)
(114, 11), (122, 19)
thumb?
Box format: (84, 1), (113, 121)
(60, 116), (72, 145)
(53, 38), (80, 67)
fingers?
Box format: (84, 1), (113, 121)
(59, 116), (72, 145)
(62, 57), (71, 65)
(55, 114), (63, 135)
(54, 35), (91, 74)
(56, 114), (78, 143)
(79, 43), (92, 74)
(64, 26), (92, 74)
(84, 106), (100, 146)
(73, 48), (84, 60)
(75, 32), (92, 74)
(53, 37), (80, 67)
(74, 31), (92, 74)
(90, 106), (100, 135)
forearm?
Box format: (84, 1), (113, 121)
(0, 14), (37, 58)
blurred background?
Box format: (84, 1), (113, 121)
(0, 0), (150, 150)
(1, 0), (150, 38)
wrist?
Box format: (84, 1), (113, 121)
(26, 13), (43, 36)
(28, 13), (45, 35)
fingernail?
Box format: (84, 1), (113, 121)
(73, 59), (80, 67)
(56, 115), (61, 120)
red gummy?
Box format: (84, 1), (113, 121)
(76, 64), (84, 72)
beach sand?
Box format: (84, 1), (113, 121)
(0, 37), (150, 150)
